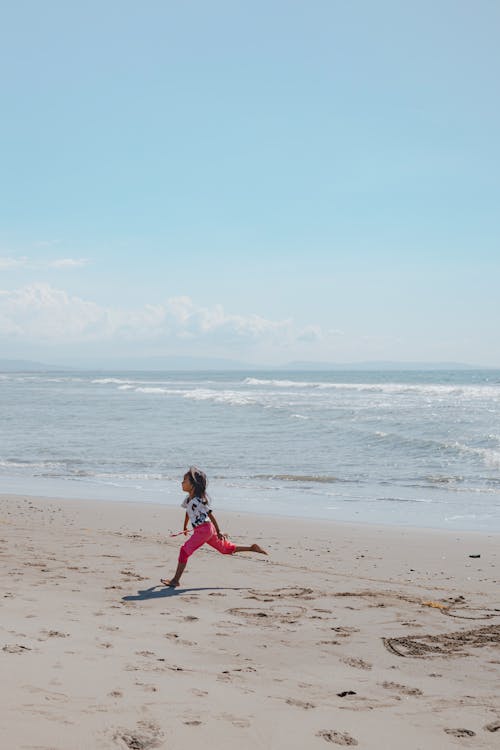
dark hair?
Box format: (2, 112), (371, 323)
(188, 466), (208, 503)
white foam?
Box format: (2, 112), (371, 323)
(184, 388), (256, 406)
(92, 378), (132, 385)
(135, 387), (176, 394)
(244, 377), (500, 399)
(244, 377), (311, 388)
(448, 441), (500, 469)
(0, 459), (62, 470)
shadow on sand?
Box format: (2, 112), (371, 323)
(122, 585), (243, 602)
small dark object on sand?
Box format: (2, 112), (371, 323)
(469, 554), (481, 558)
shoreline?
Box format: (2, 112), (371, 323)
(3, 490), (500, 539)
(2, 470), (500, 533)
(1, 492), (499, 749)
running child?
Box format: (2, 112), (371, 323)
(161, 466), (267, 587)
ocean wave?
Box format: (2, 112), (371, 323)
(92, 378), (133, 385)
(244, 377), (311, 388)
(183, 388), (259, 406)
(256, 474), (340, 484)
(377, 496), (433, 503)
(447, 442), (500, 469)
(0, 458), (63, 470)
(243, 377), (500, 399)
(134, 386), (179, 395)
(91, 471), (167, 481)
(424, 475), (464, 484)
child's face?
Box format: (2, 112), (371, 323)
(182, 473), (194, 494)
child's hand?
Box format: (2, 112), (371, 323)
(217, 532), (228, 540)
(183, 529), (189, 536)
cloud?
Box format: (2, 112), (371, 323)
(296, 325), (323, 343)
(0, 256), (89, 270)
(0, 283), (323, 348)
(0, 257), (29, 270)
(48, 258), (89, 268)
(0, 283), (107, 340)
(166, 296), (292, 341)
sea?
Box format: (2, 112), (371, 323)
(1, 369), (500, 532)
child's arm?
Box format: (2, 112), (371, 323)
(183, 512), (189, 534)
(208, 511), (226, 539)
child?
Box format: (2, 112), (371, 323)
(161, 466), (267, 587)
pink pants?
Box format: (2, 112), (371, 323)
(179, 522), (236, 564)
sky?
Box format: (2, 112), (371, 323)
(1, 0), (499, 367)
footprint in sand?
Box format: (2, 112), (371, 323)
(228, 604), (306, 625)
(164, 633), (196, 646)
(120, 570), (148, 581)
(341, 657), (372, 671)
(444, 728), (476, 738)
(316, 730), (358, 745)
(2, 644), (31, 654)
(331, 626), (359, 637)
(218, 713), (251, 728)
(113, 720), (163, 749)
(484, 721), (500, 732)
(380, 681), (423, 696)
(135, 682), (158, 693)
(286, 698), (316, 709)
(39, 630), (69, 640)
(247, 586), (315, 602)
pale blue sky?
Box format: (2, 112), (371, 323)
(1, 1), (499, 366)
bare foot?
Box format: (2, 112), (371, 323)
(251, 544), (268, 555)
(160, 578), (179, 588)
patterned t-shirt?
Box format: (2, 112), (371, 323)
(181, 496), (212, 528)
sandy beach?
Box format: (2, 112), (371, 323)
(1, 493), (499, 749)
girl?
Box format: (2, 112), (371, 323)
(161, 466), (267, 587)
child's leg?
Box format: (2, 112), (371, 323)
(206, 532), (237, 555)
(178, 524), (212, 564)
(233, 543), (267, 554)
(162, 560), (186, 587)
(161, 523), (212, 586)
(206, 526), (267, 556)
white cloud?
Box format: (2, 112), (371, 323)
(166, 296), (292, 341)
(48, 258), (89, 268)
(0, 256), (89, 270)
(0, 283), (107, 340)
(0, 283), (323, 348)
(297, 325), (323, 343)
(0, 257), (29, 270)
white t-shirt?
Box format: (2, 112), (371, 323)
(181, 496), (212, 528)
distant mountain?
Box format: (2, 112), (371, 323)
(1, 356), (494, 373)
(59, 355), (258, 371)
(0, 359), (69, 372)
(281, 360), (490, 371)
